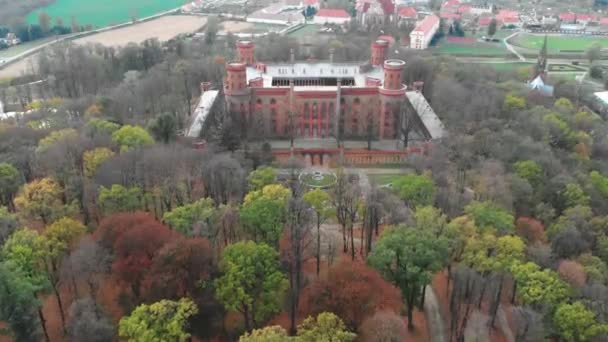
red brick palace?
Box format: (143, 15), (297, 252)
(217, 39), (444, 166)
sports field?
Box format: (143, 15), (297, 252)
(26, 0), (187, 28)
(509, 33), (608, 53)
(433, 41), (510, 56)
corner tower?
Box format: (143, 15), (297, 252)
(370, 39), (389, 66)
(236, 40), (255, 65)
(379, 59), (406, 139)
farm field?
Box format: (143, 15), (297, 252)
(509, 33), (608, 53)
(73, 15), (207, 46)
(26, 0), (187, 28)
(0, 56), (37, 79)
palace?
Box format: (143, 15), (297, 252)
(191, 39), (444, 166)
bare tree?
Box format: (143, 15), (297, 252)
(63, 237), (111, 300)
(512, 306), (544, 342)
(67, 298), (115, 342)
(331, 170), (361, 259)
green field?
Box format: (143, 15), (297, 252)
(509, 34), (608, 53)
(26, 0), (187, 29)
(368, 174), (404, 186)
(0, 37), (57, 58)
(433, 42), (510, 56)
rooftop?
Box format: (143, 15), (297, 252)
(187, 90), (220, 138)
(596, 91), (608, 105)
(413, 15), (440, 33)
(398, 7), (417, 18)
(246, 61), (386, 87)
(406, 91), (445, 140)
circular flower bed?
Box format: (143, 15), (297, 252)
(299, 170), (337, 188)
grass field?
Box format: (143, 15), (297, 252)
(368, 174), (404, 186)
(509, 33), (608, 53)
(0, 37), (57, 58)
(433, 41), (510, 56)
(480, 62), (533, 71)
(26, 0), (187, 29)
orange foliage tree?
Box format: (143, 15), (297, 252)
(359, 311), (408, 342)
(516, 217), (546, 243)
(558, 260), (587, 288)
(298, 260), (402, 331)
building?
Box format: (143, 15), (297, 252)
(559, 12), (577, 24)
(356, 0), (395, 26)
(397, 6), (418, 22)
(247, 4), (305, 25)
(313, 9), (352, 25)
(601, 18), (608, 31)
(217, 40), (444, 166)
(409, 15), (440, 50)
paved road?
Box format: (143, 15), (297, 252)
(424, 285), (448, 342)
(503, 32), (526, 61)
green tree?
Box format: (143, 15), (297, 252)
(510, 262), (570, 306)
(367, 226), (448, 330)
(586, 43), (602, 64)
(0, 163), (21, 209)
(149, 113), (177, 144)
(240, 326), (290, 342)
(248, 167), (277, 191)
(561, 183), (589, 209)
(553, 301), (607, 342)
(487, 18), (497, 37)
(464, 201), (514, 235)
(163, 198), (215, 236)
(0, 207), (18, 246)
(215, 241), (288, 330)
(590, 171), (608, 197)
(513, 160), (543, 187)
(241, 184), (291, 245)
(392, 174), (435, 208)
(111, 125), (154, 152)
(14, 178), (66, 224)
(85, 119), (120, 138)
(296, 312), (356, 342)
(0, 263), (42, 342)
(98, 185), (143, 215)
(83, 148), (115, 178)
(503, 94), (526, 112)
(555, 98), (575, 113)
(36, 128), (79, 154)
(118, 298), (198, 342)
(303, 188), (333, 276)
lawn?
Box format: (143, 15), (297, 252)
(26, 0), (187, 29)
(481, 62), (533, 71)
(368, 174), (404, 186)
(287, 24), (322, 38)
(432, 40), (510, 56)
(0, 37), (57, 58)
(509, 33), (608, 53)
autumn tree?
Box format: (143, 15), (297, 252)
(515, 217), (545, 243)
(464, 201), (514, 235)
(83, 148), (114, 178)
(299, 259), (402, 330)
(14, 178), (67, 224)
(558, 260), (587, 288)
(67, 298), (115, 342)
(118, 298), (198, 342)
(111, 219), (174, 300)
(42, 217), (86, 331)
(359, 311), (408, 342)
(214, 241), (288, 330)
(331, 170), (361, 259)
(64, 237), (111, 299)
(511, 262), (570, 307)
(240, 326), (290, 341)
(303, 188), (332, 275)
(368, 226), (448, 330)
(0, 163), (21, 210)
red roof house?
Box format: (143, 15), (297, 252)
(398, 6), (417, 19)
(559, 12), (576, 22)
(478, 17), (501, 26)
(316, 8), (350, 18)
(457, 5), (472, 14)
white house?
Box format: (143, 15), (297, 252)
(409, 14), (440, 50)
(313, 9), (352, 25)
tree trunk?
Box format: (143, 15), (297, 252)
(406, 291), (415, 331)
(342, 223), (347, 253)
(52, 283), (67, 333)
(316, 218), (321, 276)
(489, 274), (503, 328)
(242, 306), (251, 332)
(511, 280), (517, 304)
(420, 284), (427, 308)
(349, 222), (355, 261)
(38, 308), (51, 342)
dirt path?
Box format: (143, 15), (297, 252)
(497, 305), (515, 342)
(424, 285), (448, 342)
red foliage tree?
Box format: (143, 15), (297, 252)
(142, 237), (216, 300)
(558, 259), (587, 288)
(516, 217), (546, 243)
(96, 212), (176, 298)
(298, 259), (402, 331)
(359, 311), (408, 342)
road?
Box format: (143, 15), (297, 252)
(503, 32), (526, 61)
